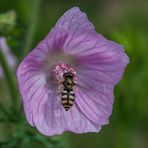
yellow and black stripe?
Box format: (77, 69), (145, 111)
(61, 90), (75, 111)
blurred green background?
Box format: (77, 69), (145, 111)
(0, 0), (148, 148)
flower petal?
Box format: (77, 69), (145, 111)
(32, 83), (101, 135)
(77, 40), (129, 85)
(26, 27), (68, 63)
(0, 37), (16, 77)
(76, 65), (114, 125)
(17, 26), (68, 126)
(55, 7), (96, 53)
(75, 85), (113, 126)
(55, 7), (129, 77)
(56, 7), (94, 35)
(17, 58), (46, 126)
(73, 38), (129, 126)
(44, 26), (68, 52)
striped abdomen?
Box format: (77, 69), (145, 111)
(61, 90), (75, 111)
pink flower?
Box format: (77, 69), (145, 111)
(17, 7), (129, 136)
(0, 37), (16, 77)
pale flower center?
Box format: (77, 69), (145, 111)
(43, 52), (77, 83)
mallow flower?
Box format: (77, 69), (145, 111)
(0, 37), (16, 77)
(17, 7), (129, 136)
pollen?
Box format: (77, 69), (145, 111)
(52, 63), (77, 83)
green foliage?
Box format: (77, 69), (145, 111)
(0, 10), (16, 36)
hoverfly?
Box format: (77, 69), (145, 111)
(61, 72), (76, 111)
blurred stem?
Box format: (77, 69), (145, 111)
(0, 103), (10, 117)
(22, 0), (41, 57)
(0, 49), (19, 111)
